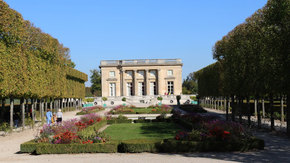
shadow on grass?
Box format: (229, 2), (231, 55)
(139, 122), (181, 139)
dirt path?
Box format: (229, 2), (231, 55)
(0, 107), (289, 163)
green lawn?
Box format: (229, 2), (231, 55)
(104, 122), (181, 140)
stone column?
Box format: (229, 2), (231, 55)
(120, 69), (124, 96)
(157, 69), (161, 95)
(133, 70), (138, 96)
(145, 69), (150, 95)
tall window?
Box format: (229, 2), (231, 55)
(138, 82), (145, 96)
(126, 70), (133, 77)
(167, 70), (173, 76)
(167, 81), (174, 94)
(109, 83), (116, 96)
(138, 70), (144, 77)
(109, 71), (115, 77)
(150, 82), (157, 95)
(126, 82), (133, 96)
(149, 70), (156, 77)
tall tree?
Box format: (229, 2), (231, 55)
(90, 69), (101, 96)
(182, 72), (198, 94)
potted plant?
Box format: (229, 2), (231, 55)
(102, 97), (107, 107)
(157, 96), (163, 106)
(122, 97), (126, 106)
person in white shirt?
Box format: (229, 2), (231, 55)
(56, 109), (63, 123)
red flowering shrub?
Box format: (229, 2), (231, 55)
(52, 131), (80, 144)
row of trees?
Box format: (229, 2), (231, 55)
(0, 1), (87, 127)
(195, 0), (289, 135)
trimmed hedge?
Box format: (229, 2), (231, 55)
(21, 137), (264, 154)
(35, 142), (118, 154)
(179, 104), (207, 113)
(20, 140), (37, 153)
(118, 139), (162, 153)
(107, 119), (132, 124)
(117, 138), (264, 153)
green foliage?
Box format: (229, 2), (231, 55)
(118, 139), (161, 153)
(0, 1), (87, 100)
(157, 96), (163, 101)
(122, 97), (126, 102)
(84, 98), (94, 103)
(90, 69), (101, 96)
(77, 120), (107, 139)
(102, 97), (107, 101)
(35, 143), (118, 154)
(182, 72), (198, 94)
(20, 140), (37, 153)
(190, 96), (197, 100)
(0, 122), (11, 132)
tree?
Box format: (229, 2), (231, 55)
(90, 69), (101, 96)
(182, 72), (198, 94)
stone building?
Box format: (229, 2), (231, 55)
(99, 59), (182, 97)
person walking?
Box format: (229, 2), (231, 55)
(46, 109), (53, 124)
(56, 109), (63, 123)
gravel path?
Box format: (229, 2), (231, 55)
(0, 107), (289, 163)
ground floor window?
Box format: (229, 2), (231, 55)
(127, 82), (133, 96)
(167, 81), (174, 95)
(150, 82), (157, 95)
(109, 83), (116, 96)
(138, 82), (145, 96)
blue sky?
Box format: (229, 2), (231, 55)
(5, 0), (267, 86)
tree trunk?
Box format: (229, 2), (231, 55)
(286, 95), (290, 137)
(31, 99), (35, 124)
(226, 97), (229, 121)
(238, 98), (242, 123)
(270, 94), (274, 131)
(1, 99), (5, 120)
(281, 96), (284, 122)
(21, 98), (25, 129)
(254, 99), (258, 118)
(10, 99), (14, 128)
(45, 99), (48, 113)
(247, 97), (251, 126)
(257, 97), (261, 128)
(262, 99), (265, 118)
(231, 96), (235, 121)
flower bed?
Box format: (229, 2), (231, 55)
(76, 106), (104, 115)
(171, 111), (264, 151)
(21, 113), (111, 154)
(109, 104), (172, 114)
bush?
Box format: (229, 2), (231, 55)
(102, 97), (108, 101)
(157, 96), (163, 101)
(35, 142), (118, 154)
(190, 96), (197, 101)
(20, 140), (37, 153)
(77, 120), (107, 139)
(118, 139), (162, 153)
(122, 97), (126, 102)
(0, 122), (11, 132)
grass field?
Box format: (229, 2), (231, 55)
(104, 122), (181, 140)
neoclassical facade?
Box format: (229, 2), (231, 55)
(99, 59), (182, 97)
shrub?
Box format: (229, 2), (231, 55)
(118, 139), (162, 153)
(157, 96), (163, 101)
(190, 96), (197, 101)
(0, 122), (11, 132)
(35, 142), (118, 154)
(122, 97), (126, 102)
(20, 140), (37, 153)
(102, 97), (108, 101)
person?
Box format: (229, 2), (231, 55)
(52, 113), (56, 123)
(56, 109), (63, 123)
(13, 112), (20, 128)
(46, 109), (53, 124)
